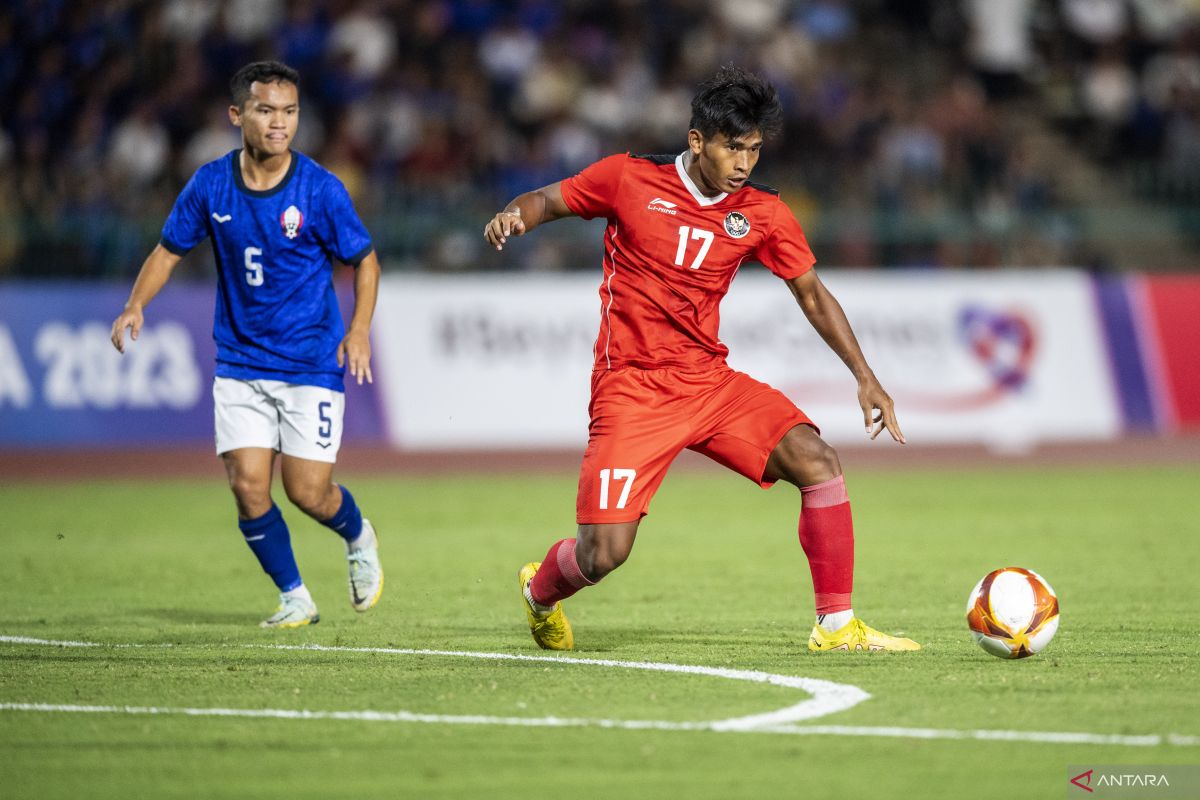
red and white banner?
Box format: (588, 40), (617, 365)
(372, 270), (1122, 450)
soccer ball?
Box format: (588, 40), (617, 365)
(965, 567), (1059, 659)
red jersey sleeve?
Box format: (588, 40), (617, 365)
(755, 202), (816, 279)
(559, 153), (627, 220)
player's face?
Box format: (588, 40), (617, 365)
(230, 80), (299, 157)
(687, 129), (763, 195)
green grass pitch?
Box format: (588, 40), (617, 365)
(1, 461), (1197, 799)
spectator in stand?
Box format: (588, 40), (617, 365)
(1, 0), (1194, 275)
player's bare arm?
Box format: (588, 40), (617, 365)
(110, 244), (183, 353)
(483, 182), (575, 250)
(337, 249), (380, 385)
(786, 270), (906, 444)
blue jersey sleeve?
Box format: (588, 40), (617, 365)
(321, 178), (373, 265)
(160, 171), (209, 255)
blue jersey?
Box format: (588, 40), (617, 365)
(160, 149), (373, 391)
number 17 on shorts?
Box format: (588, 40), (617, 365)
(599, 468), (637, 510)
(576, 466), (643, 524)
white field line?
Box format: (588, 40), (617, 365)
(0, 635), (867, 728)
(1, 702), (1195, 747)
(1, 635), (1195, 747)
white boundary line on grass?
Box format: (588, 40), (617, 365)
(0, 634), (866, 730)
(1, 635), (1195, 747)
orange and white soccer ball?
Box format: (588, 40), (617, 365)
(965, 567), (1060, 659)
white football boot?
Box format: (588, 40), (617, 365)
(260, 593), (320, 629)
(347, 519), (384, 612)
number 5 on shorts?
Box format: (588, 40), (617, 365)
(598, 468), (636, 510)
(318, 401), (332, 439)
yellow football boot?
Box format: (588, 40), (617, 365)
(808, 617), (920, 652)
(518, 562), (574, 650)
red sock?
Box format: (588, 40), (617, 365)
(529, 539), (594, 606)
(798, 475), (854, 614)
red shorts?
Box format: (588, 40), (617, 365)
(576, 366), (814, 524)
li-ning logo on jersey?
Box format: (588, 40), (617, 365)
(280, 205), (304, 239)
(647, 197), (678, 216)
(724, 211), (750, 238)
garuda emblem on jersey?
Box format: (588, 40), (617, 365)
(281, 205), (304, 239)
(724, 211), (750, 238)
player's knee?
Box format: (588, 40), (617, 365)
(227, 473), (270, 510)
(809, 439), (841, 480)
(584, 546), (629, 581)
(771, 427), (841, 487)
(283, 480), (327, 517)
(576, 522), (638, 581)
(576, 538), (631, 582)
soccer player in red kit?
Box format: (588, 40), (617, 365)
(483, 66), (920, 653)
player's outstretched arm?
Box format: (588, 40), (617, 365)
(337, 249), (380, 385)
(483, 182), (575, 250)
(110, 244), (182, 353)
(786, 271), (906, 444)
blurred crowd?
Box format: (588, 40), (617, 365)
(4, 0), (1200, 277)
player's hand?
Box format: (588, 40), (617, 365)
(858, 376), (906, 444)
(110, 307), (144, 353)
(338, 329), (373, 385)
(483, 208), (525, 250)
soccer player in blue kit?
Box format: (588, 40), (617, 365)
(110, 62), (383, 628)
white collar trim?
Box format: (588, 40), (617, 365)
(675, 152), (728, 206)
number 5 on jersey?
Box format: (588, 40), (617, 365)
(599, 468), (636, 510)
(244, 246), (264, 286)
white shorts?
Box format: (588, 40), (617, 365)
(213, 377), (345, 463)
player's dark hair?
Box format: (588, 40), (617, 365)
(689, 65), (782, 140)
(230, 61), (300, 107)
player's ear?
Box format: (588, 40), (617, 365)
(687, 129), (704, 156)
(228, 104), (243, 128)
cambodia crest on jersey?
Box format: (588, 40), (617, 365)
(281, 205), (304, 239)
(724, 211), (750, 238)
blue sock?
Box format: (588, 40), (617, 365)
(321, 485), (363, 543)
(239, 504), (302, 592)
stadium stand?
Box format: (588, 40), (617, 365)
(3, 0), (1200, 276)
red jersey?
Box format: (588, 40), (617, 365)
(560, 152), (816, 372)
